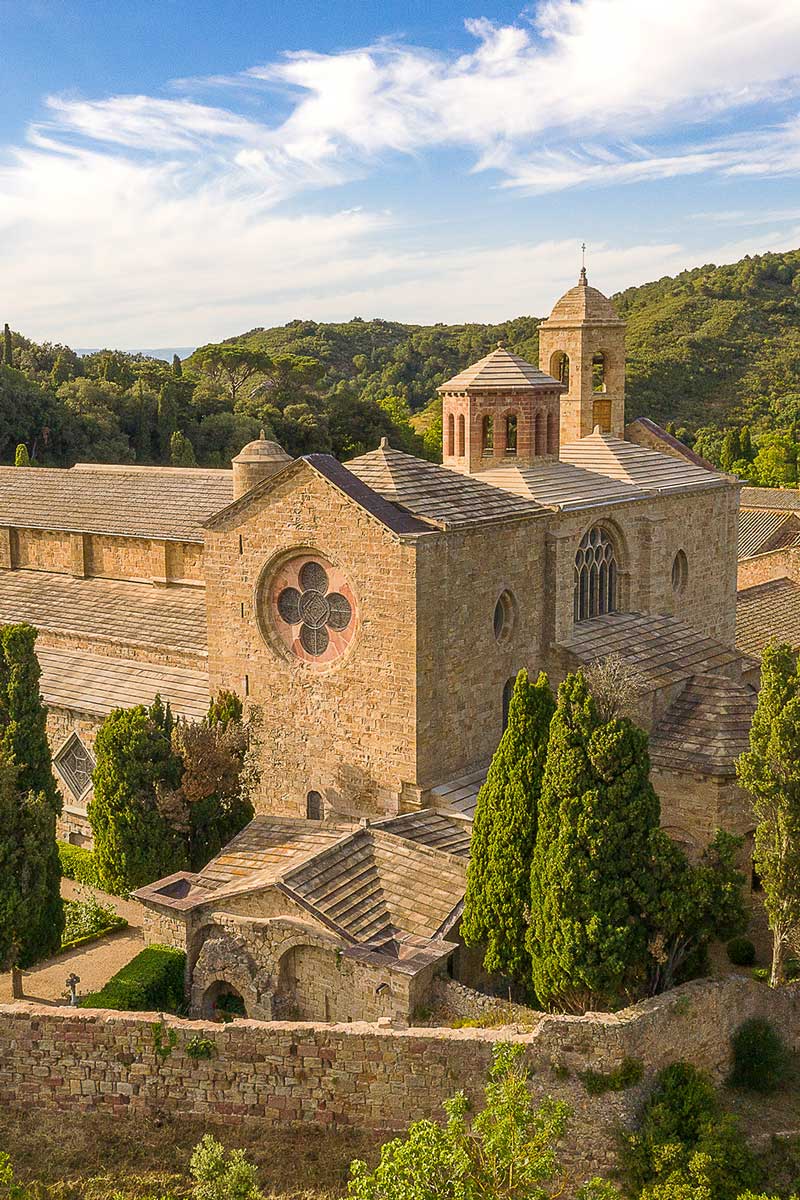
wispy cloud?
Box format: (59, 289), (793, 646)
(3, 0), (800, 343)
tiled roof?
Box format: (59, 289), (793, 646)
(345, 443), (543, 529)
(429, 764), (490, 822)
(374, 811), (472, 857)
(740, 486), (800, 511)
(282, 828), (466, 946)
(0, 569), (207, 657)
(195, 817), (350, 895)
(38, 645), (208, 720)
(480, 461), (645, 510)
(738, 509), (800, 559)
(561, 431), (729, 494)
(438, 346), (562, 393)
(542, 273), (624, 325)
(561, 612), (741, 688)
(650, 673), (756, 777)
(625, 418), (717, 471)
(0, 465), (232, 542)
(736, 577), (800, 659)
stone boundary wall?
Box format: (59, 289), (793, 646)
(1, 977), (799, 1183)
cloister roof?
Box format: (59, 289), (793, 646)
(736, 577), (800, 659)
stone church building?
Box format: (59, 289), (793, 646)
(4, 273), (763, 1021)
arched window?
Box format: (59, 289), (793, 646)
(592, 352), (606, 393)
(446, 412), (455, 457)
(505, 414), (518, 455)
(550, 351), (570, 387)
(457, 413), (465, 457)
(573, 526), (618, 621)
(534, 411), (546, 456)
(482, 415), (494, 454)
(547, 409), (559, 454)
(502, 677), (516, 729)
(306, 790), (323, 820)
(671, 550), (688, 594)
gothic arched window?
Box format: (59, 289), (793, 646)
(482, 415), (494, 453)
(446, 412), (455, 456)
(574, 526), (618, 621)
(306, 790), (323, 820)
(457, 413), (465, 457)
(505, 414), (518, 455)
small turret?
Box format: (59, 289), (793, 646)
(231, 430), (292, 499)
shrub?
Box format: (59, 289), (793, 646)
(727, 935), (757, 966)
(582, 1057), (644, 1095)
(80, 945), (186, 1014)
(753, 967), (769, 982)
(729, 1018), (787, 1093)
(190, 1134), (262, 1200)
(58, 841), (100, 888)
(61, 895), (126, 950)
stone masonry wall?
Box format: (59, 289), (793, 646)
(2, 977), (798, 1185)
(738, 547), (800, 590)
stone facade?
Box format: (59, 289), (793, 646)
(1, 977), (798, 1188)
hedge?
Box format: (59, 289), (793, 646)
(58, 841), (101, 888)
(80, 945), (187, 1014)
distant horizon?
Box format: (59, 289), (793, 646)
(4, 0), (800, 346)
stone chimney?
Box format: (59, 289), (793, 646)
(231, 430), (292, 499)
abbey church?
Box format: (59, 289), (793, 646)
(1, 273), (761, 1023)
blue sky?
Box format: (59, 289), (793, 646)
(2, 0), (800, 348)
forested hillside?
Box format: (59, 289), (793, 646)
(1, 247), (799, 474)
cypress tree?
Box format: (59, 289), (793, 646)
(3, 324), (12, 367)
(720, 428), (741, 472)
(0, 765), (64, 975)
(88, 698), (185, 894)
(740, 426), (753, 463)
(528, 672), (660, 1011)
(14, 444), (30, 467)
(461, 669), (554, 985)
(208, 689), (244, 729)
(172, 353), (183, 377)
(170, 430), (197, 467)
(157, 380), (179, 462)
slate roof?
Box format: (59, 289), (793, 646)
(738, 509), (800, 559)
(38, 645), (208, 720)
(374, 810), (472, 857)
(438, 345), (562, 393)
(0, 569), (207, 658)
(0, 465), (232, 542)
(736, 577), (800, 658)
(561, 612), (741, 688)
(429, 764), (490, 822)
(740, 486), (800, 511)
(344, 443), (544, 529)
(561, 431), (729, 494)
(624, 418), (717, 471)
(479, 460), (645, 510)
(650, 674), (756, 777)
(192, 817), (349, 895)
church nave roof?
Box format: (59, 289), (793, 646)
(560, 430), (729, 494)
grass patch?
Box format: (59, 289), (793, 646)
(450, 1004), (540, 1030)
(0, 1106), (380, 1199)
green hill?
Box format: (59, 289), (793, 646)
(2, 247), (800, 470)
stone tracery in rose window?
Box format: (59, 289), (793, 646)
(266, 555), (356, 666)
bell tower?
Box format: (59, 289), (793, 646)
(537, 268), (626, 445)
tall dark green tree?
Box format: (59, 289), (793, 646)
(528, 672), (660, 1012)
(3, 324), (12, 367)
(88, 697), (185, 894)
(462, 669), (554, 985)
(170, 429), (197, 467)
(719, 428), (741, 471)
(740, 425), (753, 463)
(157, 380), (179, 462)
(172, 353), (183, 378)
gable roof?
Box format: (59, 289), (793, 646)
(650, 673), (756, 777)
(438, 345), (562, 392)
(736, 577), (800, 659)
(39, 645), (208, 721)
(740, 486), (800, 511)
(625, 417), (717, 471)
(0, 464), (232, 542)
(561, 430), (730, 494)
(345, 443), (543, 529)
(738, 508), (800, 559)
(479, 460), (645, 510)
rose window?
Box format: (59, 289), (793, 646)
(263, 555), (356, 666)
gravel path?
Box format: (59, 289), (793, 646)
(0, 879), (145, 1006)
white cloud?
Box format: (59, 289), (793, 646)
(3, 0), (800, 343)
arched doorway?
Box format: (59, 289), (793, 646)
(203, 979), (247, 1022)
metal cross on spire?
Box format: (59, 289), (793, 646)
(579, 242), (588, 284)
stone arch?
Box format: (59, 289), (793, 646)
(550, 350), (570, 387)
(482, 414), (494, 454)
(274, 940), (351, 1022)
(457, 413), (466, 457)
(592, 351), (607, 392)
(202, 978), (247, 1021)
(573, 520), (630, 622)
(446, 412), (455, 456)
(189, 924), (272, 1020)
(504, 412), (518, 456)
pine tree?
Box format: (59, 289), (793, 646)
(737, 642), (800, 985)
(88, 699), (185, 894)
(462, 669), (554, 985)
(528, 672), (660, 1011)
(14, 444), (30, 467)
(172, 353), (183, 378)
(170, 430), (197, 467)
(3, 324), (12, 367)
(0, 765), (64, 976)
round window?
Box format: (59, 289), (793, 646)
(259, 553), (356, 667)
(493, 590), (516, 644)
(671, 550), (688, 595)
